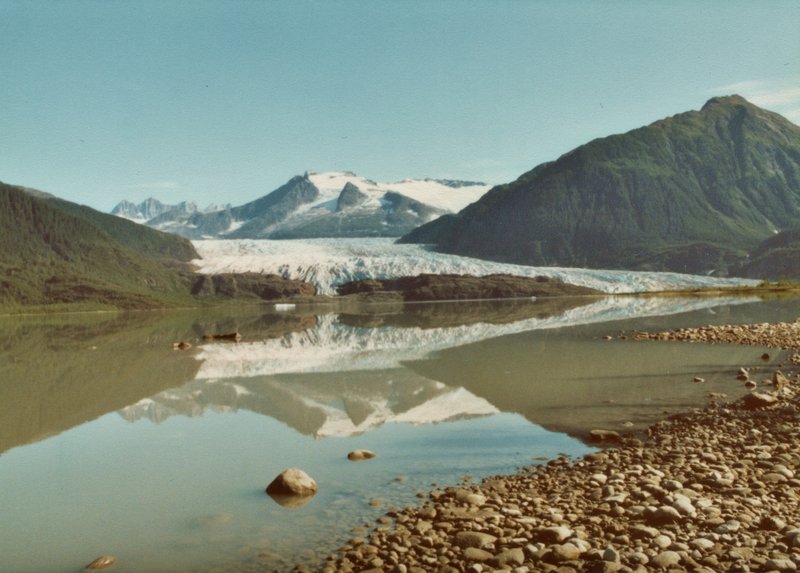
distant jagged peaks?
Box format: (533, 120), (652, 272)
(427, 178), (488, 189)
(401, 95), (800, 276)
(110, 197), (227, 223)
(110, 171), (491, 240)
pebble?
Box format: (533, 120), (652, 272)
(463, 547), (492, 562)
(651, 550), (681, 569)
(764, 558), (798, 571)
(454, 531), (497, 549)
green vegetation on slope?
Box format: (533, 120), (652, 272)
(48, 196), (198, 263)
(401, 96), (800, 276)
(0, 182), (199, 310)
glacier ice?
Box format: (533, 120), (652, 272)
(191, 238), (759, 295)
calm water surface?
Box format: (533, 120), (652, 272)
(1, 296), (798, 573)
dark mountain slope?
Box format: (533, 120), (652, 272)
(226, 175), (320, 238)
(734, 229), (800, 280)
(0, 182), (198, 309)
(46, 196), (198, 262)
(400, 96), (800, 274)
(270, 189), (444, 239)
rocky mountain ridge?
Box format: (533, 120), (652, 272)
(111, 197), (230, 222)
(110, 171), (490, 240)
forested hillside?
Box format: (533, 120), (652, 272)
(0, 182), (198, 310)
(401, 96), (800, 276)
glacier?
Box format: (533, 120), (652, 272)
(191, 237), (760, 295)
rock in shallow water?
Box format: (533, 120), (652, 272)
(85, 556), (116, 570)
(266, 468), (318, 497)
(347, 449), (377, 461)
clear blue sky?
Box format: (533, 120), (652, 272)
(1, 0), (798, 211)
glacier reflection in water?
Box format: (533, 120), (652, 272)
(192, 294), (759, 377)
(120, 295), (758, 441)
(1, 294), (782, 573)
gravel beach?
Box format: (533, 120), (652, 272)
(306, 318), (800, 573)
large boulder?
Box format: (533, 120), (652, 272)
(266, 468), (318, 497)
(741, 392), (778, 409)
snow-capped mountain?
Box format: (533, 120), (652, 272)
(110, 172), (490, 239)
(191, 237), (760, 295)
(118, 373), (499, 438)
(306, 171), (490, 214)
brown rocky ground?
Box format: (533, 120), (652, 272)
(336, 274), (600, 302)
(191, 272), (316, 300)
(303, 319), (800, 573)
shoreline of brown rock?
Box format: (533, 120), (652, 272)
(631, 320), (800, 364)
(301, 319), (800, 573)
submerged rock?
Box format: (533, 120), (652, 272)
(268, 493), (316, 509)
(85, 556), (116, 570)
(347, 450), (377, 461)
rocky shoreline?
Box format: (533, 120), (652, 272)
(305, 319), (800, 573)
(632, 320), (800, 365)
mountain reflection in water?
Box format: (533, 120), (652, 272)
(3, 295), (797, 573)
(0, 294), (770, 454)
(2, 297), (584, 453)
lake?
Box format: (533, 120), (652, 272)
(1, 295), (798, 573)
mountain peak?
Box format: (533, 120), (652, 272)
(401, 96), (800, 275)
(701, 94), (752, 111)
(336, 182), (368, 212)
